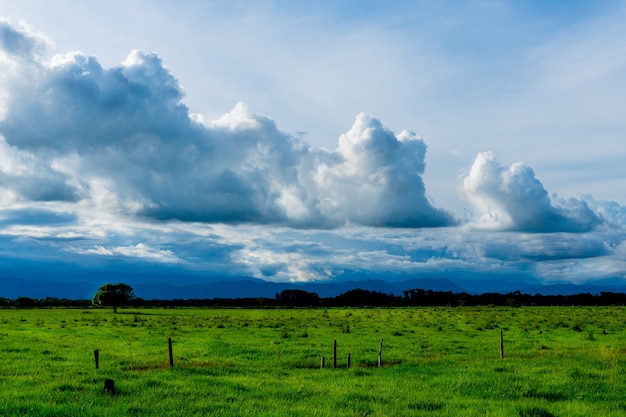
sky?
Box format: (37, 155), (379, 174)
(0, 1), (625, 297)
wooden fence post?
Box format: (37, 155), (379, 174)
(378, 339), (383, 367)
(347, 353), (351, 368)
(168, 337), (174, 367)
(500, 331), (504, 359)
(333, 340), (337, 369)
(94, 349), (99, 370)
(320, 356), (325, 369)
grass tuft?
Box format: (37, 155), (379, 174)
(519, 407), (555, 417)
(407, 401), (444, 411)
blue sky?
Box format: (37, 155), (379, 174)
(0, 1), (625, 297)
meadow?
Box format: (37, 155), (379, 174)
(1, 306), (626, 416)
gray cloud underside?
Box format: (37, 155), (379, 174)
(1, 208), (624, 287)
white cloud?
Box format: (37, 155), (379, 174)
(0, 21), (453, 229)
(463, 152), (600, 232)
(0, 19), (51, 121)
(582, 196), (626, 228)
(315, 113), (454, 227)
(233, 247), (328, 283)
(73, 243), (179, 263)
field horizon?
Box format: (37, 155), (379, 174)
(4, 274), (626, 301)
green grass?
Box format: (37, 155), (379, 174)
(1, 306), (626, 416)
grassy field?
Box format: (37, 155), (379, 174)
(1, 306), (626, 416)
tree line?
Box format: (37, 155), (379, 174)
(3, 287), (626, 308)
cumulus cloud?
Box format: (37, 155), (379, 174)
(0, 20), (452, 229)
(463, 152), (601, 232)
(0, 19), (50, 60)
(582, 195), (626, 227)
(0, 19), (51, 120)
(315, 113), (454, 227)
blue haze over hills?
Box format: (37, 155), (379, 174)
(3, 274), (624, 300)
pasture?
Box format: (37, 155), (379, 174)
(1, 306), (626, 416)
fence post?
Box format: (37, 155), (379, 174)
(168, 337), (174, 367)
(94, 349), (99, 370)
(378, 339), (383, 367)
(347, 353), (351, 368)
(333, 340), (337, 369)
(320, 356), (325, 369)
(500, 331), (504, 359)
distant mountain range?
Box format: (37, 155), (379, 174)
(132, 277), (465, 299)
(2, 275), (626, 300)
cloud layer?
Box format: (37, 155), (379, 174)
(0, 19), (625, 293)
(0, 20), (453, 228)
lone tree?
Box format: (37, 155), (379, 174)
(92, 283), (135, 313)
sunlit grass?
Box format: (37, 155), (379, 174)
(1, 306), (626, 416)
